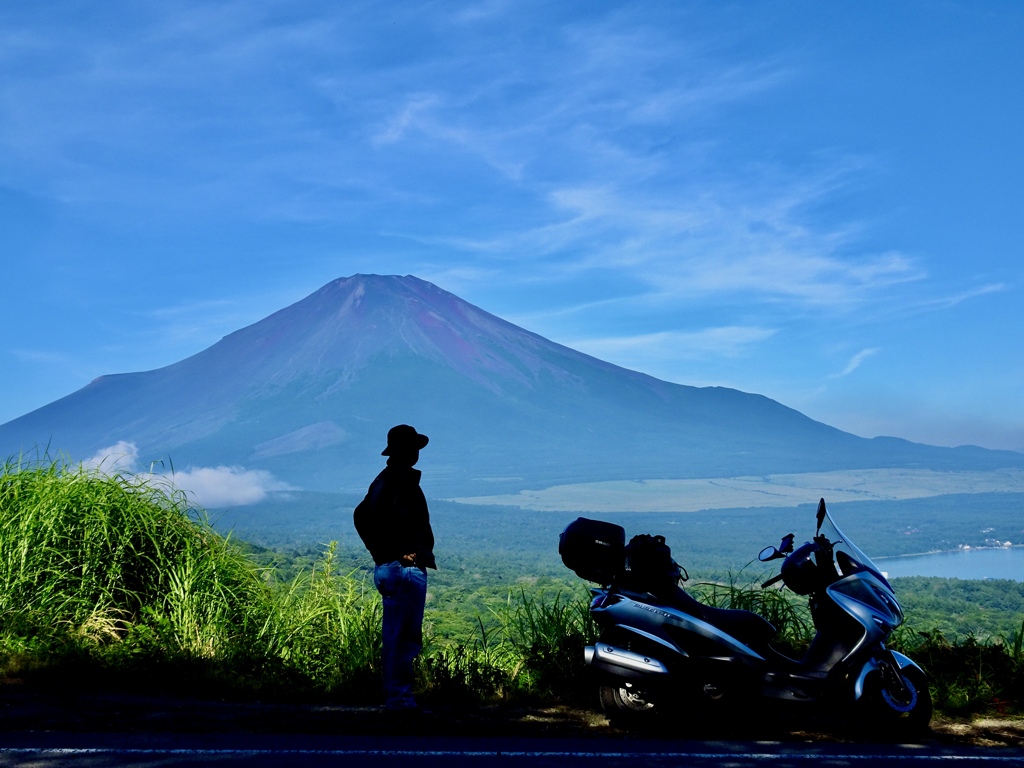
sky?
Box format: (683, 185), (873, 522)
(2, 0), (1023, 453)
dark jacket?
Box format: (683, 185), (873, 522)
(353, 462), (436, 569)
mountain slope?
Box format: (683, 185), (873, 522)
(2, 274), (1021, 496)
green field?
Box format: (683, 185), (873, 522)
(212, 486), (1024, 574)
(451, 468), (1024, 512)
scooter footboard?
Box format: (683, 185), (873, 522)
(586, 642), (670, 682)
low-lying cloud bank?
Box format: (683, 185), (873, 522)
(82, 441), (295, 508)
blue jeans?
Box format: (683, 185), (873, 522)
(373, 562), (427, 708)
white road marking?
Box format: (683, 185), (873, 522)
(0, 748), (1021, 762)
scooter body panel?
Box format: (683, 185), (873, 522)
(592, 595), (769, 664)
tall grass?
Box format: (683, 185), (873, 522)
(417, 589), (596, 704)
(890, 624), (1024, 715)
(255, 542), (382, 696)
(0, 457), (264, 657)
(0, 458), (381, 697)
(490, 588), (595, 700)
(1, 458), (1020, 714)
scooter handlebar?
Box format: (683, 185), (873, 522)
(761, 573), (785, 589)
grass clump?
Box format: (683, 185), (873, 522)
(0, 458), (262, 658)
(491, 588), (595, 700)
(0, 458), (381, 698)
(417, 589), (596, 705)
(256, 542), (382, 697)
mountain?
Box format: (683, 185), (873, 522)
(2, 274), (1022, 497)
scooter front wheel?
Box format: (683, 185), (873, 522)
(860, 664), (932, 735)
(599, 682), (656, 719)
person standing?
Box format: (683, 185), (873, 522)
(353, 424), (436, 711)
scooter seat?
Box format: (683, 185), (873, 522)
(701, 605), (777, 648)
(623, 584), (778, 650)
(661, 586), (777, 648)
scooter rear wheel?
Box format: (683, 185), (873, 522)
(598, 682), (656, 718)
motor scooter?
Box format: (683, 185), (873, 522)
(558, 498), (931, 733)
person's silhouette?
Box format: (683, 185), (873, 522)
(353, 424), (436, 711)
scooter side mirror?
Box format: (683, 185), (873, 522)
(759, 546), (785, 562)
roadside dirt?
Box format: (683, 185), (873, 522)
(1, 678), (1021, 748)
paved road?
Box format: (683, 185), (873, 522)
(1, 735), (1022, 768)
(1, 686), (1021, 766)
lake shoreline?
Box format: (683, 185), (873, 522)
(875, 544), (1024, 581)
(876, 543), (1024, 561)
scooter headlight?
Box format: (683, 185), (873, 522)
(781, 541), (821, 595)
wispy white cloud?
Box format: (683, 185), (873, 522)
(428, 174), (925, 312)
(0, 0), (830, 299)
(451, 0), (514, 25)
(81, 441), (295, 507)
(371, 94), (442, 146)
(916, 283), (1006, 311)
(571, 326), (778, 361)
(831, 348), (880, 378)
(10, 348), (74, 365)
(136, 299), (251, 347)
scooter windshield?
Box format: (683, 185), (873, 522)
(817, 510), (893, 589)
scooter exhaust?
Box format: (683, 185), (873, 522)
(586, 643), (669, 677)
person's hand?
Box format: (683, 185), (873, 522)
(401, 553), (417, 565)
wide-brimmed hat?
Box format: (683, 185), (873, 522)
(381, 424), (430, 456)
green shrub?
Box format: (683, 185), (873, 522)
(0, 459), (379, 698)
(893, 626), (1024, 714)
(0, 458), (267, 662)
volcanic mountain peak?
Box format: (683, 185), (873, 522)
(199, 273), (626, 397)
(2, 273), (1022, 498)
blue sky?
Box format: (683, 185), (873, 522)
(2, 1), (1022, 452)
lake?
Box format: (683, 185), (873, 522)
(877, 546), (1024, 582)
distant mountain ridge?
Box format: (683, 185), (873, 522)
(2, 274), (1022, 497)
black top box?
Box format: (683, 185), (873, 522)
(559, 517), (626, 584)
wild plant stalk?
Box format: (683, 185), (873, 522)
(415, 586), (596, 703)
(690, 571), (814, 654)
(488, 587), (596, 698)
(258, 542), (382, 694)
(419, 619), (519, 704)
(1008, 618), (1024, 663)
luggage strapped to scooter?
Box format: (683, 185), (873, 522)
(558, 517), (626, 584)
